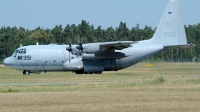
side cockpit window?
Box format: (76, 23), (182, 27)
(13, 50), (18, 57)
(13, 48), (27, 59)
(15, 50), (19, 53)
(17, 49), (27, 54)
(22, 49), (26, 54)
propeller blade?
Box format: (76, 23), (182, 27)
(66, 47), (72, 52)
(67, 37), (72, 63)
(69, 50), (70, 63)
(76, 37), (83, 52)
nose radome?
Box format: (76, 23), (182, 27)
(3, 58), (8, 66)
(3, 57), (12, 66)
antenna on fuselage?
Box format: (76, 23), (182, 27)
(20, 44), (23, 47)
(36, 42), (39, 45)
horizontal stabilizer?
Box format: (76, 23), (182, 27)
(164, 43), (196, 48)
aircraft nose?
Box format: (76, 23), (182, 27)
(3, 57), (12, 66)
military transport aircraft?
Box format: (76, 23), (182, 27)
(3, 0), (194, 75)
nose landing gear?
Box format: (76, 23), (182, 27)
(23, 70), (30, 75)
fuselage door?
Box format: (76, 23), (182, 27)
(35, 60), (42, 69)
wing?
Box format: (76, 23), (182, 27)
(83, 41), (137, 53)
(99, 41), (137, 51)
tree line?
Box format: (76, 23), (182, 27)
(0, 20), (200, 62)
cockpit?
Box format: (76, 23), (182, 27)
(12, 48), (30, 60)
(3, 48), (29, 71)
(15, 49), (26, 54)
(13, 48), (26, 56)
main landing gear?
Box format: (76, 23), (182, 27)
(74, 70), (102, 74)
(23, 70), (30, 75)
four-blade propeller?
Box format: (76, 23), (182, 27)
(66, 39), (72, 63)
(66, 37), (84, 62)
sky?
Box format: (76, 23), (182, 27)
(0, 0), (200, 30)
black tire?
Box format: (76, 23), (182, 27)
(23, 70), (30, 75)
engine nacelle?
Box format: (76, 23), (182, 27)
(83, 44), (101, 53)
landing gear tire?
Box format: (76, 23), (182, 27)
(23, 70), (30, 75)
(75, 70), (84, 74)
(94, 72), (102, 74)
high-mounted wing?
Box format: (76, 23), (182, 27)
(82, 41), (137, 53)
(99, 41), (137, 51)
(66, 41), (137, 56)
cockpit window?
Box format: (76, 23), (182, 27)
(12, 50), (17, 57)
(12, 48), (27, 58)
(15, 49), (27, 54)
(15, 50), (19, 53)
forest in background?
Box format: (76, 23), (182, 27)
(0, 20), (200, 62)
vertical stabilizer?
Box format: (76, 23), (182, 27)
(151, 0), (187, 46)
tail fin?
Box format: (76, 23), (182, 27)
(151, 0), (187, 46)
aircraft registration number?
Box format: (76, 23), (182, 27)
(18, 55), (31, 60)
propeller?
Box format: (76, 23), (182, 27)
(66, 42), (72, 52)
(66, 37), (72, 63)
(76, 42), (83, 52)
(66, 37), (84, 59)
(76, 37), (83, 52)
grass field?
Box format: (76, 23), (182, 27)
(0, 62), (200, 112)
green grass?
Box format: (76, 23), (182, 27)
(0, 62), (200, 93)
(1, 79), (199, 93)
(1, 63), (200, 111)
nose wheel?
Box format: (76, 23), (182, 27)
(23, 70), (30, 75)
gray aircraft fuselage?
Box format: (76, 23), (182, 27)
(4, 42), (163, 74)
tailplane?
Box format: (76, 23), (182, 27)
(150, 0), (187, 46)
